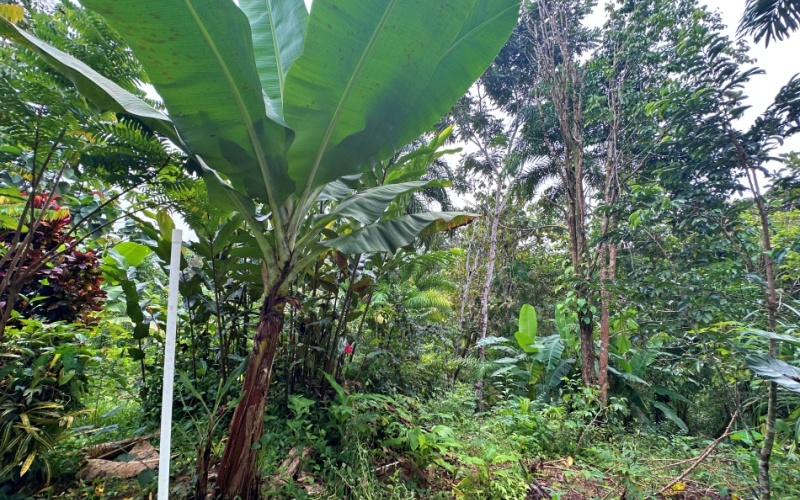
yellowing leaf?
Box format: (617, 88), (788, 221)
(49, 353), (61, 369)
(20, 452), (35, 476)
(672, 482), (686, 491)
(565, 456), (574, 467)
(420, 214), (478, 237)
(0, 5), (24, 24)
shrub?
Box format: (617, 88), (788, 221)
(0, 320), (95, 484)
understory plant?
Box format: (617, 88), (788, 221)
(0, 320), (95, 485)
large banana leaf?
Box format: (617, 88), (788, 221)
(515, 304), (538, 353)
(284, 0), (519, 194)
(240, 0), (308, 120)
(0, 18), (180, 145)
(652, 402), (689, 432)
(533, 335), (565, 372)
(81, 0), (295, 205)
(747, 354), (800, 393)
(322, 212), (476, 254)
(330, 180), (449, 225)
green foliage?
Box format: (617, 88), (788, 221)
(739, 0), (800, 46)
(0, 320), (95, 484)
(514, 304), (537, 353)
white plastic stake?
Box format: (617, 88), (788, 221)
(158, 229), (182, 500)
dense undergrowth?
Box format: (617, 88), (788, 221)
(5, 379), (798, 499)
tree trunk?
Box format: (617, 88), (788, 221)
(598, 242), (617, 403)
(195, 438), (211, 500)
(752, 178), (778, 500)
(598, 248), (610, 405)
(453, 228), (480, 386)
(0, 283), (22, 339)
(578, 301), (595, 386)
(217, 293), (286, 499)
(476, 178), (505, 411)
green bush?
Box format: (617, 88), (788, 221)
(0, 320), (95, 485)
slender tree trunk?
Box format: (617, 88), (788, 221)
(210, 249), (228, 379)
(453, 231), (480, 386)
(577, 303), (595, 385)
(195, 437), (211, 500)
(0, 283), (22, 338)
(751, 175), (779, 500)
(598, 243), (616, 404)
(598, 246), (610, 405)
(476, 178), (504, 411)
(217, 292), (286, 499)
(727, 121), (780, 499)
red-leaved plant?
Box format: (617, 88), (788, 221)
(0, 192), (106, 326)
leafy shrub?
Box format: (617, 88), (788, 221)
(0, 190), (106, 325)
(0, 320), (95, 484)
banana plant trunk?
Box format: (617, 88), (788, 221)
(217, 291), (286, 499)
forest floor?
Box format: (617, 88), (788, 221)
(15, 387), (800, 499)
(39, 443), (774, 499)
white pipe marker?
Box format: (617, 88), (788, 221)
(158, 228), (182, 500)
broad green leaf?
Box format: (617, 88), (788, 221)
(519, 304), (537, 337)
(747, 354), (800, 393)
(321, 212), (476, 254)
(137, 470), (157, 488)
(155, 209), (176, 243)
(533, 335), (564, 371)
(284, 0), (519, 193)
(631, 348), (657, 377)
(0, 18), (180, 145)
(515, 304), (538, 353)
(529, 362), (544, 385)
(82, 0), (295, 205)
(608, 366), (650, 386)
(742, 328), (800, 347)
(318, 175), (363, 202)
(475, 336), (509, 347)
(555, 302), (576, 338)
(240, 0), (308, 120)
(213, 215), (244, 252)
(653, 386), (693, 405)
(113, 242), (152, 268)
(322, 371), (347, 401)
(178, 372), (211, 415)
(653, 402), (689, 432)
(491, 365), (516, 377)
(0, 214), (21, 231)
(119, 280), (144, 325)
(330, 180), (449, 225)
(544, 359), (573, 389)
(128, 348), (146, 362)
(200, 163), (275, 265)
(614, 334), (632, 356)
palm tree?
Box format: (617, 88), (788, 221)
(739, 0), (800, 46)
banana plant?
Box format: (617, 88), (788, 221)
(2, 0), (519, 495)
(486, 304), (575, 399)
